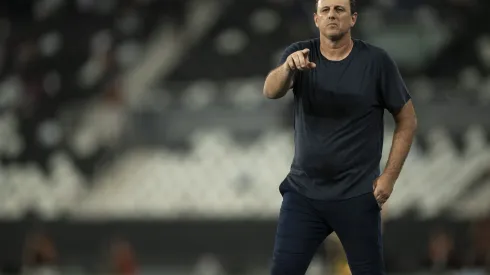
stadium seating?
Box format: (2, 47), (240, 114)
(4, 127), (478, 220)
(0, 0), (186, 170)
(0, 0), (489, 223)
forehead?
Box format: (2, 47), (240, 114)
(317, 0), (350, 9)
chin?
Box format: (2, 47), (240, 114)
(326, 32), (344, 41)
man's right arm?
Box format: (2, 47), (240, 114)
(263, 64), (295, 99)
(263, 47), (315, 99)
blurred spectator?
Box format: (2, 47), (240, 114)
(473, 217), (490, 270)
(21, 231), (59, 275)
(324, 234), (350, 275)
(109, 238), (138, 275)
(422, 228), (460, 272)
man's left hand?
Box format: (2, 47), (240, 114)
(373, 174), (396, 207)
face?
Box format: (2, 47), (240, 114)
(314, 0), (357, 41)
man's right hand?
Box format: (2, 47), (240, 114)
(284, 48), (317, 71)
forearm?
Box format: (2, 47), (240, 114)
(263, 64), (295, 99)
(383, 115), (417, 182)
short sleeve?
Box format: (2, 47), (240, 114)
(378, 50), (411, 114)
(278, 43), (302, 66)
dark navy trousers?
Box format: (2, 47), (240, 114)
(270, 188), (384, 275)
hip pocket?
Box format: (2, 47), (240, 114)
(370, 192), (382, 211)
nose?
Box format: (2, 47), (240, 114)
(327, 9), (336, 20)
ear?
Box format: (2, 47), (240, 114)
(314, 13), (319, 28)
(351, 12), (358, 27)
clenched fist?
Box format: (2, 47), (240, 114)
(284, 48), (316, 71)
(373, 174), (395, 208)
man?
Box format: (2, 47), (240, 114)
(262, 0), (417, 274)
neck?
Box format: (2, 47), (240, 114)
(320, 33), (353, 61)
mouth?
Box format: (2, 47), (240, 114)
(327, 23), (338, 27)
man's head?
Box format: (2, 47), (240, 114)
(314, 0), (357, 41)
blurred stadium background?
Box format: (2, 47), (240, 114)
(0, 0), (490, 274)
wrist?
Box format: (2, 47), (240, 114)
(282, 62), (294, 74)
(381, 171), (398, 184)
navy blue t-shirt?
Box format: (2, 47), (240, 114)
(278, 38), (411, 201)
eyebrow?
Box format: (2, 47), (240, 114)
(319, 5), (346, 9)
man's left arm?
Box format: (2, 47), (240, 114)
(374, 50), (418, 205)
(383, 100), (417, 182)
